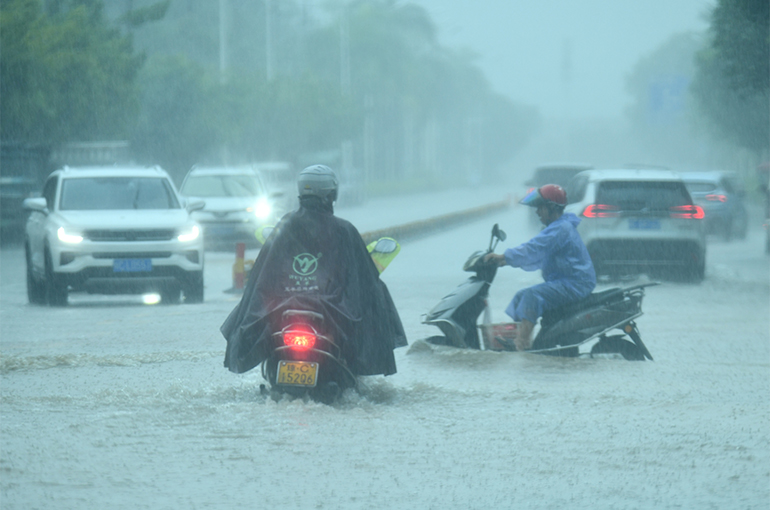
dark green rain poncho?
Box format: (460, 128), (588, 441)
(221, 196), (407, 375)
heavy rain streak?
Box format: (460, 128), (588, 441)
(1, 1), (768, 509)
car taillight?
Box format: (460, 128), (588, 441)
(583, 204), (620, 218)
(283, 324), (317, 350)
(705, 194), (727, 202)
(670, 205), (705, 219)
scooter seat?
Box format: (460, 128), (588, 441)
(541, 287), (624, 327)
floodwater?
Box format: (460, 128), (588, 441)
(1, 187), (768, 509)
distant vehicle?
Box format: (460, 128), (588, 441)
(251, 161), (298, 213)
(23, 166), (205, 306)
(179, 165), (285, 249)
(1, 176), (40, 243)
(758, 162), (770, 254)
(525, 163), (593, 227)
(680, 171), (748, 241)
(564, 168), (706, 282)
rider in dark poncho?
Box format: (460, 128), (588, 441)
(220, 165), (407, 376)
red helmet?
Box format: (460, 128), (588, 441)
(520, 184), (567, 208)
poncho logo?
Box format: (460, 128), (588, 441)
(293, 253), (321, 276)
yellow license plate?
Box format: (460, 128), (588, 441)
(276, 361), (318, 387)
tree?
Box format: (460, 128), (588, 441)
(0, 0), (145, 144)
(692, 0), (770, 156)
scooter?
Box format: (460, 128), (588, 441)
(422, 224), (654, 361)
(258, 232), (402, 403)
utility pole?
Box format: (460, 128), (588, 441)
(340, 3), (353, 179)
(219, 0), (228, 85)
(265, 0), (274, 81)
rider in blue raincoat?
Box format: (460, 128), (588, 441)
(485, 184), (596, 350)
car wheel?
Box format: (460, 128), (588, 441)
(183, 272), (204, 304)
(44, 250), (68, 306)
(720, 218), (732, 242)
(160, 285), (181, 305)
(734, 214), (748, 240)
(684, 259), (705, 283)
(26, 246), (46, 305)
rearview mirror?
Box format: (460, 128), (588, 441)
(492, 223), (506, 242)
(186, 199), (205, 212)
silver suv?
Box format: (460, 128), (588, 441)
(564, 169), (707, 282)
(179, 165), (285, 249)
(23, 166), (205, 306)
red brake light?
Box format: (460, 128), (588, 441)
(705, 194), (727, 202)
(583, 204), (620, 218)
(283, 324), (317, 350)
(670, 205), (705, 219)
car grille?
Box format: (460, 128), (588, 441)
(92, 252), (172, 259)
(84, 229), (176, 242)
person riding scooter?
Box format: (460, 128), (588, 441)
(220, 164), (407, 376)
(484, 184), (596, 350)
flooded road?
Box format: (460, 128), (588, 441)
(1, 189), (768, 509)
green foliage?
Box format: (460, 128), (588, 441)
(0, 0), (144, 144)
(692, 0), (770, 155)
(130, 55), (220, 181)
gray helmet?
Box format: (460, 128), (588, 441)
(297, 164), (338, 203)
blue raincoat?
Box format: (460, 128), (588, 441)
(503, 213), (596, 323)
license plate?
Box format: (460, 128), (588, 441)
(629, 219), (660, 230)
(276, 361), (318, 387)
(113, 258), (152, 272)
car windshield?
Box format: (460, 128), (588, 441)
(181, 175), (264, 198)
(596, 181), (691, 211)
(59, 177), (180, 210)
(684, 182), (717, 193)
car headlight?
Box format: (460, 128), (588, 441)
(250, 198), (272, 220)
(177, 225), (200, 242)
(57, 227), (83, 244)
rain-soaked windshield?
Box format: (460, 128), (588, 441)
(59, 177), (180, 210)
(180, 175), (265, 198)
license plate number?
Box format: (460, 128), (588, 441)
(276, 361), (318, 387)
(629, 219), (660, 230)
(113, 258), (152, 272)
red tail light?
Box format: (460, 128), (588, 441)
(583, 204), (620, 218)
(705, 194), (727, 202)
(670, 205), (705, 219)
(283, 324), (317, 350)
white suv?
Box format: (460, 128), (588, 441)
(564, 169), (707, 282)
(23, 166), (205, 306)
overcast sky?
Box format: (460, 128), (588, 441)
(408, 0), (714, 119)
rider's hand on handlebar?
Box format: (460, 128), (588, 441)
(484, 253), (506, 267)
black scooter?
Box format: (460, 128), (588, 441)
(422, 224), (654, 361)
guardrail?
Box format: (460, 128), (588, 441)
(359, 195), (512, 244)
(228, 195), (512, 292)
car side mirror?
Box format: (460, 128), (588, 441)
(23, 197), (47, 213)
(186, 199), (205, 212)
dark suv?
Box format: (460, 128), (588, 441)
(680, 171), (748, 241)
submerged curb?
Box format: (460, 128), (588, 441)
(360, 195), (512, 244)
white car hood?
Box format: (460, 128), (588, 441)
(189, 196), (259, 213)
(56, 210), (193, 230)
